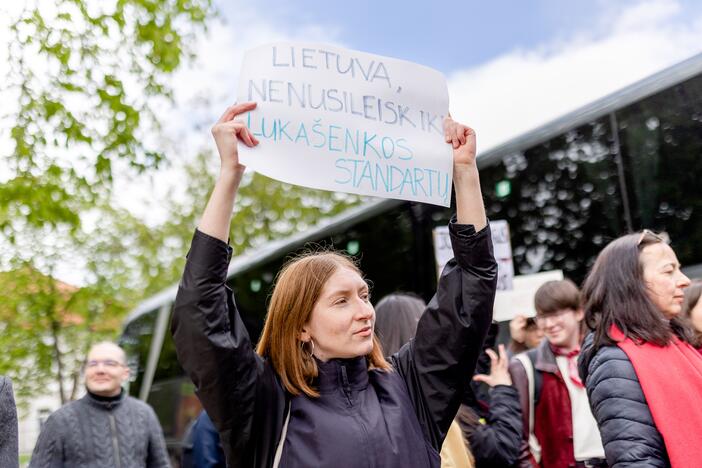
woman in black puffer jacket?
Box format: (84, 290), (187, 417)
(578, 230), (701, 468)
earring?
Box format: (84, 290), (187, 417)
(302, 339), (315, 359)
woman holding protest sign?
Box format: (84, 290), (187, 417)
(171, 101), (497, 468)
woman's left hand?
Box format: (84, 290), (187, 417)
(444, 115), (477, 166)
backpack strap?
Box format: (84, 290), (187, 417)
(527, 348), (542, 407)
(515, 350), (543, 463)
(272, 400), (292, 468)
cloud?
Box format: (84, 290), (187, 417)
(447, 0), (702, 153)
(109, 0), (345, 223)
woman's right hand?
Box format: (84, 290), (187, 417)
(509, 314), (528, 344)
(211, 101), (259, 175)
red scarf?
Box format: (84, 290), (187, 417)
(550, 344), (585, 388)
(611, 325), (702, 468)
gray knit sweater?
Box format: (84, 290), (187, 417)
(29, 390), (170, 468)
(0, 376), (19, 468)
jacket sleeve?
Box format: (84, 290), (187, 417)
(508, 359), (538, 468)
(28, 412), (64, 468)
(464, 385), (522, 467)
(145, 405), (171, 468)
(0, 377), (18, 468)
(391, 219), (497, 451)
(192, 412), (226, 468)
(585, 346), (669, 468)
(171, 229), (284, 467)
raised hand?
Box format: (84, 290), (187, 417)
(509, 315), (528, 344)
(472, 344), (512, 388)
(443, 116), (477, 167)
(211, 101), (259, 175)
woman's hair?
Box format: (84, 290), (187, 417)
(256, 250), (390, 398)
(374, 293), (426, 355)
(682, 280), (702, 341)
(582, 230), (695, 350)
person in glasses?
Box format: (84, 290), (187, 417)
(579, 230), (699, 467)
(509, 280), (606, 468)
(29, 342), (170, 468)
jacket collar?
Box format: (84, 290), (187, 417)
(83, 388), (126, 411)
(533, 339), (560, 374)
(315, 356), (369, 393)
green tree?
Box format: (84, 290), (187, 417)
(0, 264), (129, 405)
(0, 0), (214, 404)
(0, 0), (363, 405)
(1, 0), (214, 234)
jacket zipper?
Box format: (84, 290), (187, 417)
(108, 413), (122, 468)
(340, 364), (372, 467)
(340, 365), (353, 407)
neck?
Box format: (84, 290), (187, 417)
(554, 336), (580, 354)
(88, 388), (123, 401)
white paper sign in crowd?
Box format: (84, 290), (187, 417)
(433, 220), (515, 290)
(237, 42), (453, 207)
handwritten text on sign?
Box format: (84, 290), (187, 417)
(237, 43), (453, 207)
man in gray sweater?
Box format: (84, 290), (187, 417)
(29, 342), (170, 468)
(0, 376), (18, 468)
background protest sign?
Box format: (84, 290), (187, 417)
(237, 42), (453, 207)
(433, 220), (515, 289)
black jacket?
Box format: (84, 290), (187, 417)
(578, 334), (669, 467)
(457, 324), (521, 468)
(457, 385), (522, 468)
(172, 220), (497, 468)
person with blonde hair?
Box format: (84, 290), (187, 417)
(171, 101), (497, 467)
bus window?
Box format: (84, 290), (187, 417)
(480, 117), (627, 283)
(119, 308), (158, 397)
(617, 73), (702, 270)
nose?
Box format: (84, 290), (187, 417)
(678, 271), (691, 288)
(356, 301), (374, 322)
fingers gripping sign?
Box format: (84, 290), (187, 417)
(211, 101), (260, 174)
(443, 115), (477, 166)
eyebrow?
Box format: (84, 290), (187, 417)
(325, 283), (369, 297)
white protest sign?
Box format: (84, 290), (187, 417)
(237, 42), (453, 207)
(492, 270), (564, 322)
(433, 220), (515, 290)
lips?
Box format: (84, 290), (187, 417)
(354, 326), (372, 337)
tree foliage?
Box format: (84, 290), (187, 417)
(0, 0), (214, 403)
(1, 0), (214, 234)
(0, 0), (362, 405)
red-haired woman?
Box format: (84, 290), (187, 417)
(171, 102), (497, 468)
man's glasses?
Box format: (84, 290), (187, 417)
(85, 359), (125, 369)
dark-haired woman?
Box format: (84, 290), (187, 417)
(578, 230), (700, 468)
(682, 280), (702, 352)
(171, 102), (497, 467)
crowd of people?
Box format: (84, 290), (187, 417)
(2, 103), (701, 468)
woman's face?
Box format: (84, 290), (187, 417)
(689, 297), (702, 334)
(300, 266), (375, 361)
(641, 243), (691, 319)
